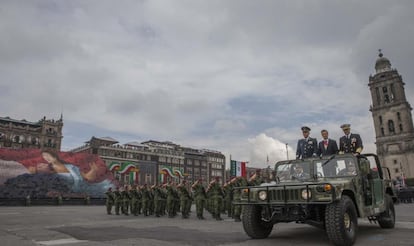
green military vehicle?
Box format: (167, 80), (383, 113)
(235, 153), (396, 246)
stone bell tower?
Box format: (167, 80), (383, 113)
(368, 50), (414, 180)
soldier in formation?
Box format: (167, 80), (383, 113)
(192, 178), (207, 219)
(223, 180), (233, 218)
(113, 187), (122, 215)
(206, 177), (224, 221)
(177, 180), (192, 219)
(232, 176), (248, 222)
(129, 185), (140, 216)
(105, 187), (115, 215)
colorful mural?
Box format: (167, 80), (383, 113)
(0, 148), (117, 198)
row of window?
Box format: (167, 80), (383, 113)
(0, 133), (42, 144)
(379, 121), (403, 136)
(207, 156), (225, 163)
(375, 84), (397, 105)
(378, 112), (405, 136)
(379, 112), (402, 125)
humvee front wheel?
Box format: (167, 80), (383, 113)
(378, 194), (395, 229)
(325, 195), (358, 246)
(242, 205), (273, 239)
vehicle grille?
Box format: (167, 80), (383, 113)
(268, 188), (301, 202)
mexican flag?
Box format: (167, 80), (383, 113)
(129, 171), (138, 184)
(230, 160), (247, 177)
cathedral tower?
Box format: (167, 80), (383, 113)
(368, 50), (414, 179)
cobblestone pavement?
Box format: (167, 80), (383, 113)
(1, 203), (413, 246)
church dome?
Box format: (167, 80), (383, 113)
(375, 50), (392, 73)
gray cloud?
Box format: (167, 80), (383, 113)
(1, 1), (413, 168)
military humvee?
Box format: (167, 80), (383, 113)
(235, 153), (396, 246)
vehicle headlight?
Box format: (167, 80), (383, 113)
(301, 189), (312, 200)
(258, 190), (267, 201)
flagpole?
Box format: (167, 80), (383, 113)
(229, 154), (232, 179)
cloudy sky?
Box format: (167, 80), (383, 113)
(1, 0), (413, 168)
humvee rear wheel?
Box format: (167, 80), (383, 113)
(378, 194), (395, 229)
(325, 195), (358, 246)
(242, 205), (273, 239)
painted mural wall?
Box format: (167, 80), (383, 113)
(0, 148), (117, 198)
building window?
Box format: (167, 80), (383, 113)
(397, 112), (401, 121)
(393, 160), (398, 165)
(375, 87), (381, 105)
(384, 95), (390, 104)
(381, 128), (384, 136)
(382, 86), (388, 93)
(379, 116), (383, 125)
(394, 168), (399, 173)
(388, 120), (395, 134)
(399, 124), (403, 132)
(390, 84), (396, 101)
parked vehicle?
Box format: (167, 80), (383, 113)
(235, 153), (396, 246)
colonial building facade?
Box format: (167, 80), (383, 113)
(71, 137), (226, 186)
(368, 51), (414, 179)
(0, 115), (63, 150)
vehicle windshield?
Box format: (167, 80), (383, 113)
(275, 157), (357, 182)
(275, 161), (313, 182)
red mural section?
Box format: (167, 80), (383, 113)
(0, 148), (117, 198)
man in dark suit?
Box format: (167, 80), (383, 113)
(296, 126), (318, 159)
(318, 129), (339, 157)
(339, 124), (363, 155)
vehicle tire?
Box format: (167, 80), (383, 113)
(242, 205), (273, 239)
(378, 194), (395, 229)
(325, 195), (358, 246)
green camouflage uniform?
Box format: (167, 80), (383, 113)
(192, 181), (207, 219)
(148, 187), (155, 215)
(160, 187), (167, 216)
(121, 188), (131, 215)
(113, 189), (122, 215)
(209, 180), (224, 220)
(153, 186), (163, 217)
(166, 184), (176, 218)
(130, 188), (139, 216)
(178, 183), (192, 219)
(141, 185), (150, 216)
(105, 189), (115, 214)
(224, 183), (233, 217)
(233, 177), (248, 222)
